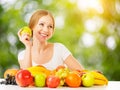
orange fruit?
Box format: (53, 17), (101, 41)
(4, 69), (19, 78)
(65, 72), (82, 87)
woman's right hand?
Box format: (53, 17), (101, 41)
(18, 29), (32, 48)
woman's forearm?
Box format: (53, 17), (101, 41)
(19, 47), (32, 69)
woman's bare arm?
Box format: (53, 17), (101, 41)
(18, 47), (32, 69)
(18, 29), (32, 69)
(64, 55), (84, 71)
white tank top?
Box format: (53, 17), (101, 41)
(18, 43), (71, 70)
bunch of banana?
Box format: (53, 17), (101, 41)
(27, 65), (51, 77)
(90, 71), (108, 85)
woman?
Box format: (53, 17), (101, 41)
(18, 9), (84, 71)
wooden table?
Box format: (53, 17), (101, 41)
(0, 79), (120, 90)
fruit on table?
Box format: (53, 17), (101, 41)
(34, 73), (46, 87)
(0, 74), (17, 85)
(55, 66), (70, 86)
(20, 26), (32, 37)
(15, 70), (34, 87)
(81, 72), (94, 87)
(65, 72), (82, 87)
(27, 65), (51, 77)
(55, 65), (66, 71)
(55, 67), (69, 79)
(4, 69), (19, 78)
(46, 75), (60, 88)
(90, 71), (108, 85)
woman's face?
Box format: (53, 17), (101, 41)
(33, 15), (54, 42)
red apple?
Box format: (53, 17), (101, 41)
(46, 75), (60, 88)
(56, 65), (65, 71)
(15, 70), (34, 87)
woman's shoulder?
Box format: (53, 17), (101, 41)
(18, 50), (25, 60)
(18, 50), (25, 54)
(54, 42), (69, 51)
(54, 42), (65, 47)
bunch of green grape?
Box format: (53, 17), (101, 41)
(55, 68), (70, 86)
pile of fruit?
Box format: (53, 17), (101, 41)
(0, 65), (108, 88)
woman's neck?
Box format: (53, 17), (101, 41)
(32, 38), (48, 53)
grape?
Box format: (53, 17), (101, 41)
(0, 74), (17, 85)
(55, 68), (70, 79)
(55, 68), (70, 86)
(59, 79), (65, 86)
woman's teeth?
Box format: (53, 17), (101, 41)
(40, 33), (48, 37)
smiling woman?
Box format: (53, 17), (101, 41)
(17, 9), (84, 71)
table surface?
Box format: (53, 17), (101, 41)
(0, 79), (120, 90)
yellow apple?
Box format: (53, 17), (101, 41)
(20, 26), (32, 37)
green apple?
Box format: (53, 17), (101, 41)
(35, 73), (46, 87)
(20, 26), (32, 37)
(81, 72), (94, 87)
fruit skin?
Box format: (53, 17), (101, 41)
(91, 71), (108, 85)
(35, 73), (46, 87)
(55, 65), (65, 72)
(4, 69), (19, 78)
(65, 72), (81, 87)
(55, 67), (70, 86)
(15, 70), (34, 87)
(20, 26), (32, 37)
(81, 72), (94, 87)
(46, 75), (60, 88)
(27, 65), (51, 77)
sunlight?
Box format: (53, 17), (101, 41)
(106, 36), (116, 50)
(115, 0), (120, 14)
(42, 0), (52, 5)
(81, 33), (95, 47)
(0, 0), (17, 10)
(77, 0), (103, 13)
(84, 16), (103, 32)
(55, 15), (65, 29)
(7, 33), (17, 46)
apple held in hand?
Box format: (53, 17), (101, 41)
(15, 70), (34, 87)
(81, 72), (94, 87)
(20, 26), (32, 37)
(46, 75), (60, 88)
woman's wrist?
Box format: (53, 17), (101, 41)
(25, 45), (32, 50)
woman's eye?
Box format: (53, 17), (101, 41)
(39, 23), (44, 26)
(48, 25), (53, 29)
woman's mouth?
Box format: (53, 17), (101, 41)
(40, 33), (48, 37)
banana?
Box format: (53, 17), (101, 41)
(90, 71), (108, 85)
(27, 65), (51, 77)
(94, 79), (108, 85)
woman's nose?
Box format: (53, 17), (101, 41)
(43, 26), (49, 32)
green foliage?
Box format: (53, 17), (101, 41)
(0, 0), (120, 80)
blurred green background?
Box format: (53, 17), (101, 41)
(0, 0), (120, 81)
